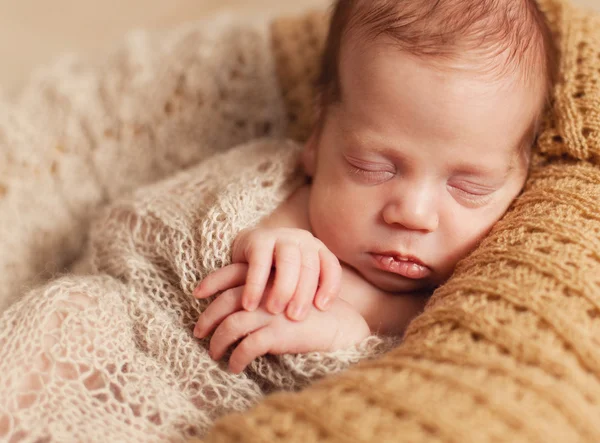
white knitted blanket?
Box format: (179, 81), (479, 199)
(0, 15), (393, 443)
(0, 16), (285, 312)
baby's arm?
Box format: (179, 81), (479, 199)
(337, 269), (429, 336)
(194, 227), (342, 321)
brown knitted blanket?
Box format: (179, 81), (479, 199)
(0, 0), (598, 441)
(197, 0), (600, 442)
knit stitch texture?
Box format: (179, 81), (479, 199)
(197, 0), (600, 442)
(0, 0), (598, 441)
(0, 18), (394, 443)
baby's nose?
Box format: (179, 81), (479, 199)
(381, 190), (439, 232)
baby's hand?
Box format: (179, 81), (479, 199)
(193, 281), (370, 374)
(193, 228), (342, 321)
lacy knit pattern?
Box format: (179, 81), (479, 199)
(0, 0), (599, 441)
(196, 0), (600, 442)
(0, 137), (395, 442)
(0, 17), (287, 313)
(0, 17), (395, 441)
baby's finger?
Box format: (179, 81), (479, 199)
(314, 248), (342, 310)
(228, 326), (274, 374)
(266, 241), (302, 314)
(286, 248), (320, 321)
(193, 263), (248, 299)
(242, 238), (276, 311)
(194, 286), (244, 339)
(209, 310), (270, 361)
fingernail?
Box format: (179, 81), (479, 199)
(244, 299), (258, 311)
(268, 300), (283, 314)
(193, 323), (204, 338)
(288, 303), (305, 320)
(193, 284), (202, 298)
(317, 296), (331, 310)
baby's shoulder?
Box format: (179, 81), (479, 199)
(258, 183), (312, 231)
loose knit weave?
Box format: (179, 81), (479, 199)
(0, 19), (394, 443)
(0, 17), (288, 313)
(0, 0), (599, 442)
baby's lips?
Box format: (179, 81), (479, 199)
(371, 253), (432, 279)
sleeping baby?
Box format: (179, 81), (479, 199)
(0, 0), (556, 440)
(193, 0), (556, 373)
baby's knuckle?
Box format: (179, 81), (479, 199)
(244, 274), (264, 287)
(251, 227), (272, 243)
(300, 232), (317, 245)
(237, 339), (259, 360)
(221, 288), (239, 301)
(273, 227), (294, 238)
(302, 256), (321, 272)
(248, 332), (269, 351)
(299, 228), (315, 238)
(237, 227), (254, 243)
(312, 234), (324, 244)
(278, 252), (301, 266)
(220, 316), (241, 336)
(246, 233), (264, 249)
(280, 227), (313, 241)
(237, 338), (254, 355)
(333, 256), (343, 272)
(313, 237), (329, 250)
(326, 250), (342, 267)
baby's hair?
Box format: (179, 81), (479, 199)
(317, 0), (557, 114)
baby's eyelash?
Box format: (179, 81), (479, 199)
(347, 165), (395, 183)
(448, 185), (495, 206)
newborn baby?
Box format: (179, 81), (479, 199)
(0, 1), (560, 441)
(193, 0), (556, 373)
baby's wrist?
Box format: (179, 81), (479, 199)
(329, 305), (371, 350)
(341, 316), (371, 349)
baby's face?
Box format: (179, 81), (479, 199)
(304, 39), (543, 293)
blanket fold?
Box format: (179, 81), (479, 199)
(2, 0), (600, 441)
(0, 139), (395, 442)
(0, 16), (286, 313)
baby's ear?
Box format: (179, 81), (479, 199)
(301, 131), (318, 177)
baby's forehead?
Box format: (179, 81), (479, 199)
(342, 32), (542, 92)
(337, 0), (554, 94)
(338, 34), (548, 145)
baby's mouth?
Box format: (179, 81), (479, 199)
(370, 253), (432, 280)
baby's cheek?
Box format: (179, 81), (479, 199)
(309, 188), (356, 253)
(439, 213), (492, 271)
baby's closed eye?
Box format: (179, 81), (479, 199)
(447, 180), (499, 206)
(344, 156), (396, 184)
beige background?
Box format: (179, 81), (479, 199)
(0, 0), (598, 96)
